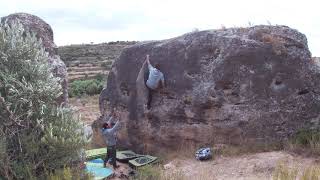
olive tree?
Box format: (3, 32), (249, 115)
(0, 21), (87, 179)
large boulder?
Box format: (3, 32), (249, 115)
(1, 13), (68, 104)
(98, 25), (320, 153)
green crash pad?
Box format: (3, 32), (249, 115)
(85, 158), (113, 180)
(85, 148), (107, 160)
(129, 155), (158, 167)
(116, 150), (143, 162)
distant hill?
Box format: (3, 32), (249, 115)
(58, 41), (137, 81)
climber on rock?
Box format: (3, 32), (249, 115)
(102, 110), (122, 169)
(145, 54), (165, 109)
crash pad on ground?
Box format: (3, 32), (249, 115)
(116, 150), (143, 162)
(85, 158), (113, 180)
(85, 148), (107, 160)
(129, 155), (158, 167)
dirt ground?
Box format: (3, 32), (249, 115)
(163, 151), (318, 180)
(69, 95), (100, 124)
(70, 96), (320, 180)
(105, 150), (319, 180)
(90, 151), (319, 180)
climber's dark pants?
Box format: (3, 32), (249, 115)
(104, 145), (117, 168)
(146, 87), (156, 109)
(145, 70), (156, 109)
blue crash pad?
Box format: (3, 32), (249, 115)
(85, 158), (113, 180)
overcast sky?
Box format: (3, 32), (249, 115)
(1, 0), (319, 56)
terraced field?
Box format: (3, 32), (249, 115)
(58, 41), (136, 81)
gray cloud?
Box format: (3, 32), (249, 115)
(0, 0), (319, 56)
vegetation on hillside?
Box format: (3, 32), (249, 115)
(0, 22), (88, 179)
(288, 128), (320, 156)
(58, 41), (136, 82)
(68, 74), (105, 97)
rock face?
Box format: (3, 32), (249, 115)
(1, 13), (68, 104)
(99, 25), (320, 153)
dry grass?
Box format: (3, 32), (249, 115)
(286, 129), (320, 156)
(273, 129), (320, 179)
(159, 142), (199, 162)
(47, 166), (93, 180)
(135, 142), (216, 180)
(286, 143), (320, 157)
(273, 162), (298, 180)
(139, 136), (320, 180)
(192, 167), (216, 180)
(273, 162), (320, 180)
(133, 164), (214, 180)
(133, 165), (186, 180)
(220, 24), (226, 30)
(301, 166), (320, 180)
(217, 142), (283, 157)
(261, 33), (287, 55)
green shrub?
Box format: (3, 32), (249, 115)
(292, 129), (320, 146)
(101, 61), (113, 70)
(69, 75), (105, 97)
(46, 166), (93, 180)
(86, 82), (99, 95)
(95, 73), (105, 82)
(0, 21), (87, 179)
(289, 128), (320, 155)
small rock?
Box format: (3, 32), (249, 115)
(164, 162), (176, 170)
